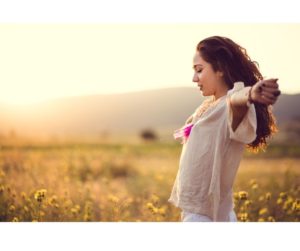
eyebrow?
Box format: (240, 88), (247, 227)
(193, 64), (203, 69)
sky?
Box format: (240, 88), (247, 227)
(0, 2), (299, 104)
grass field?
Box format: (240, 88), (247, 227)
(0, 141), (299, 222)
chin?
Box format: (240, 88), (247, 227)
(200, 91), (208, 96)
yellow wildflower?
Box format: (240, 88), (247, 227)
(75, 204), (81, 212)
(63, 199), (73, 210)
(21, 191), (27, 200)
(9, 205), (16, 213)
(49, 195), (58, 206)
(239, 206), (245, 212)
(238, 191), (248, 200)
(267, 216), (275, 222)
(152, 207), (158, 214)
(233, 192), (239, 200)
(251, 183), (258, 190)
(277, 198), (283, 205)
(158, 207), (166, 216)
(258, 218), (265, 222)
(0, 185), (4, 193)
(259, 208), (268, 216)
(34, 189), (47, 203)
(146, 202), (154, 210)
(265, 192), (271, 201)
(12, 217), (19, 222)
(244, 200), (252, 208)
(249, 179), (257, 186)
(292, 201), (300, 212)
(84, 213), (91, 221)
(71, 208), (78, 215)
(283, 197), (293, 211)
(146, 202), (158, 214)
(279, 192), (287, 200)
(150, 194), (160, 204)
(240, 213), (248, 222)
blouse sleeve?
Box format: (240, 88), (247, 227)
(226, 88), (257, 144)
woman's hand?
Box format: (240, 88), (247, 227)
(250, 78), (281, 105)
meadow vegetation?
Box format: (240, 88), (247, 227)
(0, 141), (299, 222)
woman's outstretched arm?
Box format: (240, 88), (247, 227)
(229, 78), (281, 132)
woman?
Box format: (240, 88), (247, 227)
(168, 36), (281, 222)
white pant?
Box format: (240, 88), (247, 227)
(181, 210), (237, 222)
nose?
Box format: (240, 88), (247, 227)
(192, 72), (199, 83)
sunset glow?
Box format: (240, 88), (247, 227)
(0, 23), (299, 104)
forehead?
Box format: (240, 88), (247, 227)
(193, 51), (206, 68)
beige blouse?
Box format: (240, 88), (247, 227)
(168, 81), (257, 221)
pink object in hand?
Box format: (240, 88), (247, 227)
(173, 122), (194, 144)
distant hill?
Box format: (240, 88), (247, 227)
(271, 93), (300, 123)
(0, 87), (299, 141)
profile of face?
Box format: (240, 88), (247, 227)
(192, 51), (227, 97)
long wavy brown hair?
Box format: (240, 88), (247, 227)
(196, 35), (278, 152)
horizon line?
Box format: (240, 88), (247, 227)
(0, 86), (298, 106)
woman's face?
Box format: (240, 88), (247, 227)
(192, 51), (225, 97)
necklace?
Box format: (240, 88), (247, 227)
(195, 96), (225, 120)
(173, 95), (226, 144)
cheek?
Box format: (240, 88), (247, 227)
(198, 73), (210, 88)
(201, 72), (216, 88)
(197, 73), (204, 81)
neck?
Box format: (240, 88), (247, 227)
(213, 89), (228, 101)
(213, 80), (229, 101)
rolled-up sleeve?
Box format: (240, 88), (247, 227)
(226, 96), (257, 144)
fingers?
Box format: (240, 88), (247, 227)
(260, 89), (280, 104)
(261, 80), (279, 89)
(259, 78), (281, 100)
(274, 90), (281, 97)
(261, 86), (278, 91)
(263, 78), (278, 83)
(261, 86), (281, 96)
(260, 94), (276, 105)
(261, 90), (277, 100)
(252, 78), (281, 105)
